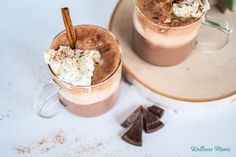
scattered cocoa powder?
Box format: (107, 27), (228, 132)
(53, 134), (66, 144)
(14, 131), (67, 154)
(13, 130), (117, 156)
(76, 139), (111, 156)
(15, 146), (31, 154)
(0, 109), (11, 121)
(37, 138), (48, 145)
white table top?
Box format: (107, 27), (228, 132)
(0, 0), (235, 157)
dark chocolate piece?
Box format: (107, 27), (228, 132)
(148, 105), (164, 118)
(143, 108), (164, 133)
(121, 114), (143, 146)
(121, 106), (143, 128)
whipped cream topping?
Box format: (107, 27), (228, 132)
(44, 46), (102, 86)
(173, 0), (206, 18)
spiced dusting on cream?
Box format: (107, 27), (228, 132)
(48, 25), (120, 86)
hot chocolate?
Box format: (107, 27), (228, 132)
(45, 25), (122, 117)
(133, 0), (208, 66)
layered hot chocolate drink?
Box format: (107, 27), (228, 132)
(44, 25), (121, 117)
(133, 0), (209, 66)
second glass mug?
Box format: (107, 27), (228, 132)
(33, 25), (122, 118)
(133, 0), (232, 66)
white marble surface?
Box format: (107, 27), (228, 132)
(0, 0), (235, 157)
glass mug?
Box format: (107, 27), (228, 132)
(133, 0), (232, 66)
(33, 25), (122, 118)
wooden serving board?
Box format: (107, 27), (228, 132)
(109, 0), (236, 103)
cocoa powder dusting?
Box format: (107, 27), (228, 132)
(53, 134), (66, 144)
(13, 130), (120, 156)
(137, 0), (199, 27)
(15, 146), (31, 154)
(0, 109), (11, 121)
(14, 131), (67, 154)
(50, 25), (121, 85)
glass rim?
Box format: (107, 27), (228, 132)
(48, 24), (122, 88)
(134, 0), (206, 30)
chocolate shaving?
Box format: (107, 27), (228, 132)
(121, 106), (143, 128)
(143, 108), (164, 133)
(121, 114), (143, 147)
(147, 105), (164, 118)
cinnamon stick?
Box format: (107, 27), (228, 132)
(200, 0), (205, 4)
(61, 7), (76, 49)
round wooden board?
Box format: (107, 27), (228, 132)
(109, 0), (236, 102)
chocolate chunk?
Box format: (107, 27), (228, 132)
(121, 114), (143, 146)
(147, 105), (164, 118)
(143, 108), (164, 133)
(121, 106), (143, 128)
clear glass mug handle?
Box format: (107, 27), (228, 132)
(204, 18), (233, 34)
(194, 17), (233, 51)
(193, 1), (233, 51)
(33, 80), (64, 118)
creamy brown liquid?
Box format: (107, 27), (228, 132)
(133, 29), (195, 66)
(62, 89), (119, 117)
(50, 25), (121, 117)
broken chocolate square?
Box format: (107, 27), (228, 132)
(121, 114), (143, 146)
(148, 105), (164, 119)
(121, 106), (143, 128)
(143, 108), (164, 133)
